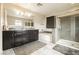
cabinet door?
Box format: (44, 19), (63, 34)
(3, 31), (14, 50)
(28, 30), (38, 42)
(14, 31), (29, 47)
(46, 16), (56, 28)
(33, 30), (39, 41)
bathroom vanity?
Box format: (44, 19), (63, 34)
(3, 30), (39, 50)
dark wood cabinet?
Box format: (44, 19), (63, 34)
(3, 30), (39, 50)
(46, 16), (56, 28)
(3, 31), (14, 50)
(28, 30), (38, 42)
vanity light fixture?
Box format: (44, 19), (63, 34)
(15, 10), (20, 15)
(28, 13), (32, 17)
(25, 12), (32, 17)
(20, 12), (24, 16)
(15, 9), (24, 16)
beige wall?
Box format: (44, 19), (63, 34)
(4, 4), (46, 30)
(7, 16), (25, 26)
(33, 15), (46, 29)
(0, 3), (2, 54)
(7, 15), (46, 30)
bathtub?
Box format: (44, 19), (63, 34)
(56, 39), (79, 50)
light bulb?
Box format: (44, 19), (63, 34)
(28, 13), (32, 17)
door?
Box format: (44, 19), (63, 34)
(60, 16), (72, 41)
(75, 16), (79, 42)
(3, 31), (14, 50)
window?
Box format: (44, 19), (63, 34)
(25, 20), (34, 27)
(15, 20), (22, 26)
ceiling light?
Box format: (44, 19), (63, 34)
(20, 12), (24, 16)
(71, 3), (75, 4)
(16, 10), (20, 15)
(28, 13), (32, 17)
(14, 9), (24, 16)
(37, 3), (43, 6)
(24, 12), (32, 17)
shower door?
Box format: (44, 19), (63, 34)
(75, 16), (79, 42)
(60, 16), (72, 41)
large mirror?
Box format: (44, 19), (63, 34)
(3, 4), (34, 30)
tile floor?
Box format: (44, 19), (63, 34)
(3, 48), (15, 55)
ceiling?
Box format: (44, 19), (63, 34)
(15, 3), (79, 16)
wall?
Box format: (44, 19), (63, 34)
(4, 4), (46, 30)
(55, 17), (61, 42)
(7, 16), (26, 26)
(0, 3), (2, 54)
(7, 15), (46, 30)
(71, 16), (75, 41)
(33, 15), (46, 30)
